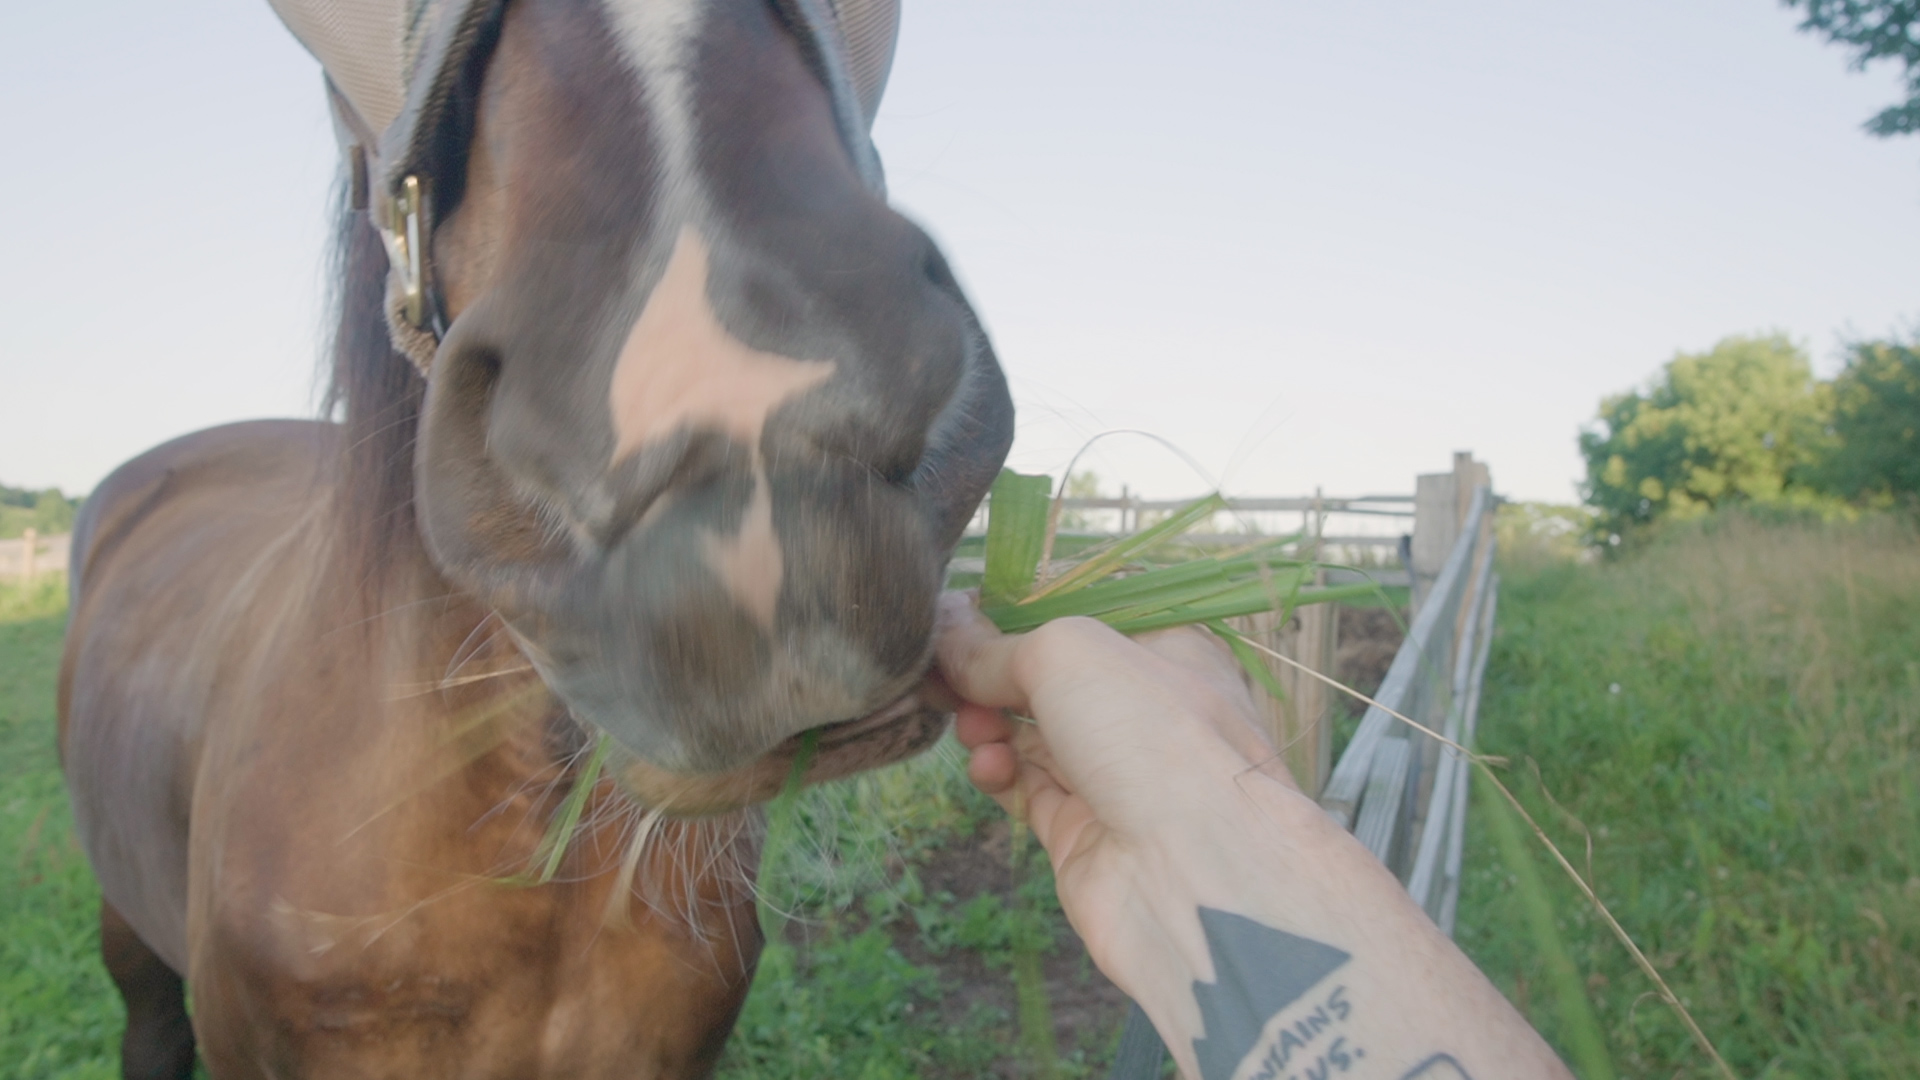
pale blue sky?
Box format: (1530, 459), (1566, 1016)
(3, 0), (1916, 502)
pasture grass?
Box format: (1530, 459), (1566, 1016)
(1457, 513), (1920, 1077)
(0, 577), (121, 1080)
(719, 741), (1130, 1078)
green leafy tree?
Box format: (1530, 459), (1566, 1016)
(1819, 338), (1920, 502)
(1580, 334), (1835, 538)
(0, 485), (80, 540)
(1785, 0), (1920, 137)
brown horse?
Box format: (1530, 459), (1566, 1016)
(58, 0), (1013, 1076)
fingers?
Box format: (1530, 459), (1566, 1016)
(954, 701), (1016, 749)
(966, 742), (1019, 794)
(932, 592), (1031, 711)
(969, 737), (1080, 856)
(935, 593), (1140, 711)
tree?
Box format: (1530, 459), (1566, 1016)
(0, 484), (81, 540)
(1785, 0), (1920, 137)
(1819, 338), (1920, 501)
(1580, 334), (1834, 537)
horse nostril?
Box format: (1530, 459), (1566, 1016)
(921, 244), (956, 290)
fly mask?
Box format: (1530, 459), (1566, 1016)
(268, 0), (903, 372)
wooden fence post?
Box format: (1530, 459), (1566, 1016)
(1230, 491), (1341, 797)
(1410, 474), (1457, 617)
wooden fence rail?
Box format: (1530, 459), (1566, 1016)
(0, 529), (71, 581)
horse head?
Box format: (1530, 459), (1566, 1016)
(288, 0), (1013, 812)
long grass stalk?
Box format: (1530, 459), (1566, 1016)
(1476, 763), (1616, 1079)
(491, 731), (612, 888)
(1008, 794), (1062, 1080)
(757, 731), (821, 939)
(1025, 493), (1228, 601)
(536, 734), (610, 883)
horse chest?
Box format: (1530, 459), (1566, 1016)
(190, 821), (757, 1078)
(180, 659), (759, 1078)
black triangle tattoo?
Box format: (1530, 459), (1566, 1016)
(1190, 908), (1352, 1080)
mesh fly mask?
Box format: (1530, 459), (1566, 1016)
(267, 0), (903, 372)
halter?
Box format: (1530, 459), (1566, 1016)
(268, 0), (902, 371)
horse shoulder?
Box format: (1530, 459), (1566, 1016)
(61, 419), (342, 973)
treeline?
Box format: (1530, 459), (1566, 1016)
(1580, 332), (1919, 542)
(0, 485), (81, 541)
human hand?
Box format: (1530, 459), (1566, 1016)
(929, 592), (1294, 970)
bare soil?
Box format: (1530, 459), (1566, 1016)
(906, 816), (1132, 1077)
(1333, 604), (1408, 718)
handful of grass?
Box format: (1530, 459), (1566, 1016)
(973, 469), (1380, 696)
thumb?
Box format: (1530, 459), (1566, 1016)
(931, 591), (1031, 713)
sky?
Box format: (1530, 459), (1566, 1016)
(2, 0), (1916, 504)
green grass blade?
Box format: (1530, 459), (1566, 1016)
(1206, 620), (1289, 703)
(1104, 580), (1378, 634)
(1023, 493), (1230, 601)
(758, 731), (822, 938)
(986, 560), (1239, 632)
(1476, 767), (1616, 1080)
(982, 470), (1054, 607)
(532, 732), (610, 885)
(1089, 569), (1308, 631)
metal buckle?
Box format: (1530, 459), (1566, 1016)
(379, 175), (431, 330)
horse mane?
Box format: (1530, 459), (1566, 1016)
(322, 187), (427, 577)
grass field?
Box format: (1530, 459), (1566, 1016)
(0, 578), (122, 1079)
(5, 510), (1916, 1078)
(1455, 514), (1920, 1078)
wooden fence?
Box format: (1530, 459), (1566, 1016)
(0, 529), (70, 582)
(1320, 453), (1496, 934)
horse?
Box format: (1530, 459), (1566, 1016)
(57, 0), (1014, 1075)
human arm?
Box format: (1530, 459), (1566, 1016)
(931, 593), (1572, 1080)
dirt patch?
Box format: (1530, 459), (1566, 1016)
(907, 817), (1132, 1077)
(1334, 604), (1408, 717)
(786, 813), (1136, 1078)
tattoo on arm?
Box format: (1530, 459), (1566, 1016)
(1187, 908), (1475, 1080)
(1398, 1054), (1473, 1079)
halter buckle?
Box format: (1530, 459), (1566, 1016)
(378, 175), (431, 330)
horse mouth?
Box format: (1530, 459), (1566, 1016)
(782, 691), (927, 753)
(606, 680), (952, 816)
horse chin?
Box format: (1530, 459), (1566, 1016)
(605, 685), (952, 817)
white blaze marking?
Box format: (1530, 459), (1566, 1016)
(602, 6), (836, 631)
(608, 226), (836, 630)
(609, 227), (836, 461)
(603, 0), (703, 208)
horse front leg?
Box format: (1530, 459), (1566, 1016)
(100, 900), (197, 1080)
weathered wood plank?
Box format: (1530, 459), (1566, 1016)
(1320, 485), (1489, 830)
(1353, 735), (1412, 864)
